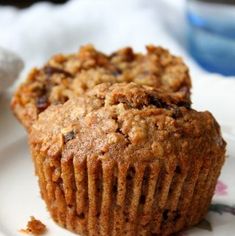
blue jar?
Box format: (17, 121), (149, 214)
(187, 0), (235, 76)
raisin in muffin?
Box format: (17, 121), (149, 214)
(29, 82), (225, 236)
(12, 44), (191, 129)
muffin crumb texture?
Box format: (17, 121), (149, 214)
(11, 44), (191, 130)
(20, 216), (47, 235)
(30, 82), (226, 236)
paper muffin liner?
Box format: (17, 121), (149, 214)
(32, 152), (225, 236)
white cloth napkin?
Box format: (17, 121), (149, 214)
(0, 0), (234, 128)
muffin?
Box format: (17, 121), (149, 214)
(29, 82), (226, 236)
(11, 44), (191, 129)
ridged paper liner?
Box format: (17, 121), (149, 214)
(32, 151), (225, 236)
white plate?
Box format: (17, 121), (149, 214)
(0, 131), (235, 236)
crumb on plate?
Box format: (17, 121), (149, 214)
(19, 216), (47, 235)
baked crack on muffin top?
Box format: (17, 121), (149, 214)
(11, 44), (191, 130)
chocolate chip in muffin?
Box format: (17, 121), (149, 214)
(63, 130), (76, 143)
(148, 94), (170, 109)
(177, 101), (191, 109)
(36, 96), (49, 110)
(43, 66), (72, 78)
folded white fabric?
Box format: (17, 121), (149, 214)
(0, 0), (193, 75)
(0, 47), (24, 92)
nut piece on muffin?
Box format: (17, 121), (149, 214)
(29, 82), (225, 236)
(11, 44), (191, 130)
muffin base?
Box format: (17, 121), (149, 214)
(32, 149), (225, 236)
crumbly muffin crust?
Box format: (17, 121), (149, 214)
(30, 83), (225, 236)
(12, 44), (191, 129)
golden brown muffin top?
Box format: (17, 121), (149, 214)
(30, 82), (225, 165)
(12, 44), (191, 129)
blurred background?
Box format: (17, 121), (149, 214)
(0, 0), (235, 145)
(1, 0), (235, 77)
